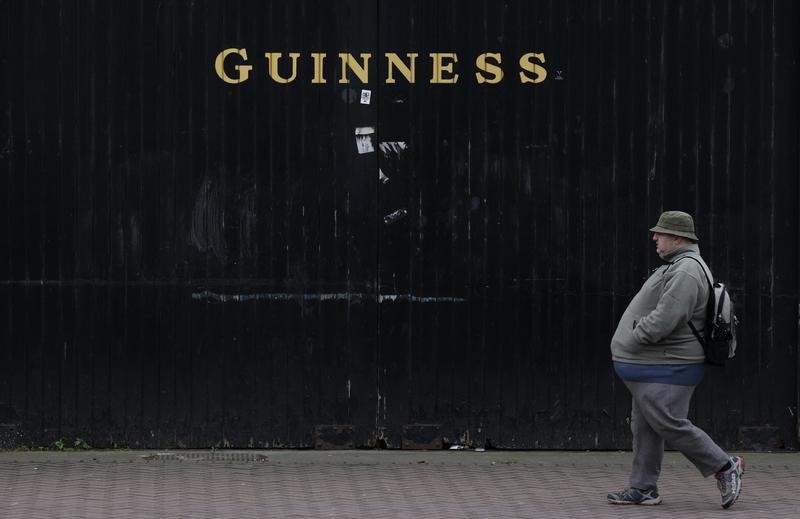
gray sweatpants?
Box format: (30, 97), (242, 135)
(624, 380), (730, 490)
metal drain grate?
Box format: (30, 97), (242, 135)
(140, 451), (270, 462)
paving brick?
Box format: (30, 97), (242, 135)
(0, 450), (797, 518)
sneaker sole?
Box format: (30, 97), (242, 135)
(608, 496), (662, 506)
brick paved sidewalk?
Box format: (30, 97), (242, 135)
(1, 450), (798, 518)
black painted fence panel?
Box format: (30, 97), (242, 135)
(0, 0), (797, 450)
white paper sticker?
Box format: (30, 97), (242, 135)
(360, 89), (372, 104)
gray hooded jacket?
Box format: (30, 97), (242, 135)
(610, 243), (710, 364)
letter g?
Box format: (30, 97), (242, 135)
(215, 48), (252, 84)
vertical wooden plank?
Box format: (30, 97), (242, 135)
(770, 0), (799, 448)
(596, 0), (619, 449)
(277, 0), (301, 446)
(55, 6), (75, 430)
(375, 0), (411, 442)
(792, 0), (800, 440)
(727, 0), (751, 444)
(179, 0), (199, 448)
(237, 0), (260, 449)
(709, 0), (735, 443)
(0, 0), (10, 442)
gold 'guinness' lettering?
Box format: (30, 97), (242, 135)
(430, 53), (459, 84)
(213, 50), (549, 85)
(311, 53), (326, 84)
(475, 53), (503, 84)
(214, 48), (253, 84)
(338, 53), (372, 84)
(519, 52), (547, 83)
(265, 52), (300, 83)
(385, 53), (418, 84)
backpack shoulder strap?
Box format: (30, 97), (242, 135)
(672, 255), (714, 345)
(672, 255), (713, 290)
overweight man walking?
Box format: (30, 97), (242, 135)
(607, 211), (744, 509)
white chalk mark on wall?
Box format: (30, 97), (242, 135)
(192, 291), (467, 304)
(376, 294), (467, 303)
(190, 178), (227, 262)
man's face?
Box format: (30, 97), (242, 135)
(652, 232), (684, 258)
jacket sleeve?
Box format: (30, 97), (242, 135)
(632, 270), (701, 345)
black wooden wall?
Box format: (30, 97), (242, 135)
(1, 0), (798, 450)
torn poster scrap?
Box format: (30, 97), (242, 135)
(383, 208), (407, 225)
(355, 126), (375, 154)
(379, 141), (407, 157)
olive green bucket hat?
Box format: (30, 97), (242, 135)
(649, 211), (699, 241)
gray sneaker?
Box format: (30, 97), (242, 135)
(714, 456), (745, 509)
(607, 487), (662, 505)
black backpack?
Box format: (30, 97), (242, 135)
(677, 257), (739, 366)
